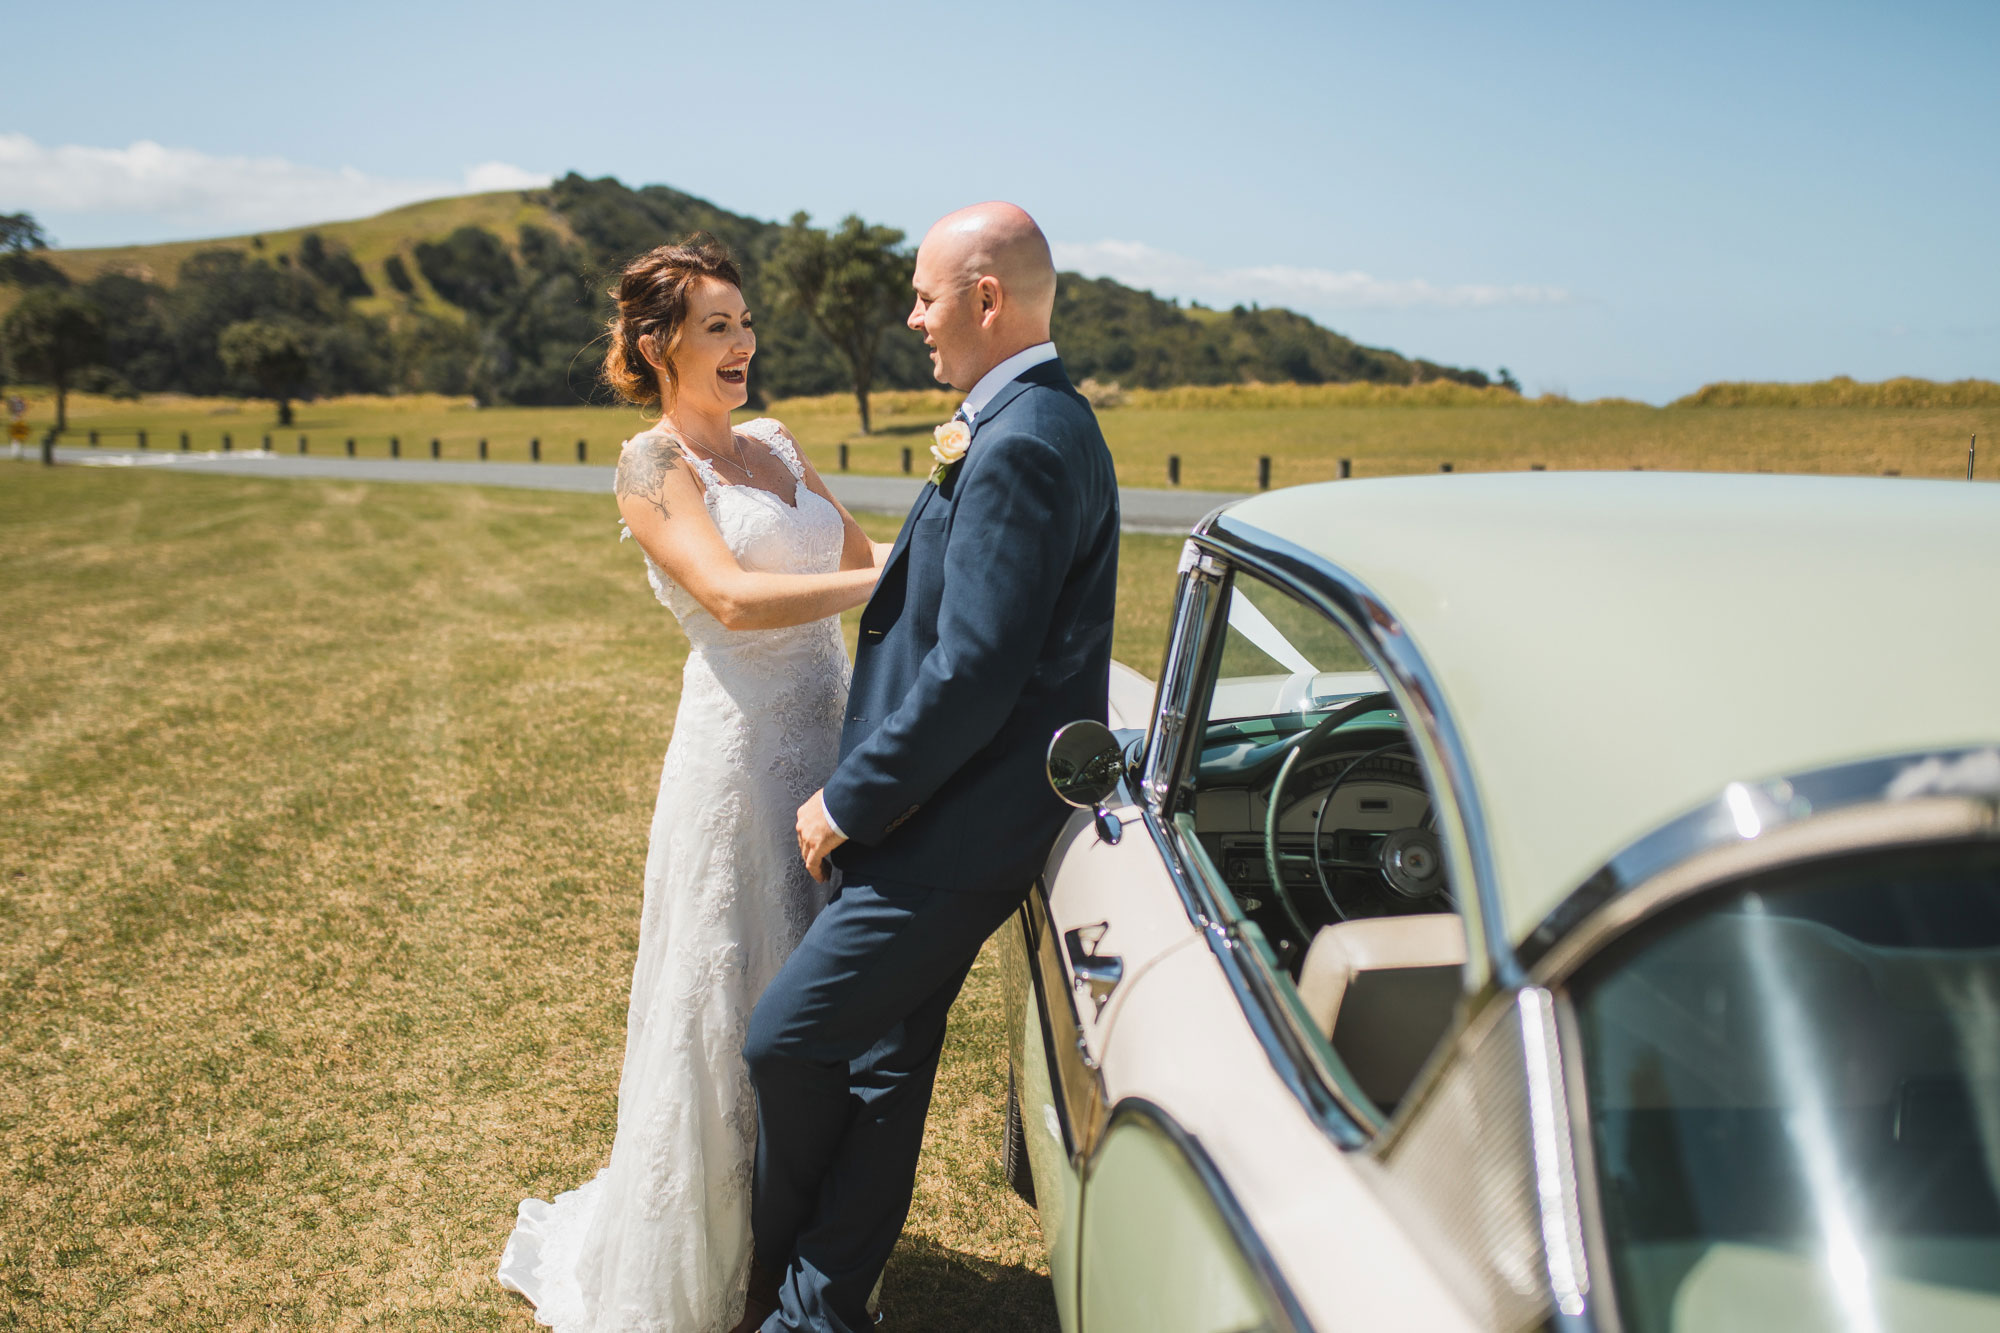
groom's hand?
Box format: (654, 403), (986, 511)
(796, 790), (848, 883)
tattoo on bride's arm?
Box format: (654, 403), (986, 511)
(616, 440), (679, 522)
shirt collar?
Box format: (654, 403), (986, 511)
(959, 342), (1058, 424)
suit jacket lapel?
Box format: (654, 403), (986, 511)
(862, 358), (1067, 630)
(877, 483), (934, 576)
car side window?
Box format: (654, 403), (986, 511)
(1174, 565), (1468, 1125)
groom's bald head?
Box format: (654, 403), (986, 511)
(923, 203), (1057, 317)
(909, 202), (1058, 391)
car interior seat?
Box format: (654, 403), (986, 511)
(1297, 915), (1467, 1110)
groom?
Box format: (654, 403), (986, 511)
(741, 202), (1119, 1333)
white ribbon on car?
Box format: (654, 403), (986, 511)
(1227, 591), (1317, 676)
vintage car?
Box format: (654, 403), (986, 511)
(1000, 472), (2000, 1333)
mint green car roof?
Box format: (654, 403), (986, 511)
(1219, 471), (2000, 942)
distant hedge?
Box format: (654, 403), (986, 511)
(1673, 376), (2000, 409)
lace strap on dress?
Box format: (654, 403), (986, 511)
(738, 418), (806, 482)
(676, 444), (722, 490)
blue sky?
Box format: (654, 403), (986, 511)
(6, 0), (1995, 401)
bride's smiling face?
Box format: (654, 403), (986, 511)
(653, 277), (755, 413)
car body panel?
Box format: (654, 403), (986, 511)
(1077, 1110), (1276, 1333)
(1218, 472), (2000, 941)
(1096, 939), (1481, 1332)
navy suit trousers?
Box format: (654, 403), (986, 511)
(744, 877), (1023, 1333)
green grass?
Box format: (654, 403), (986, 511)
(0, 463), (1180, 1331)
(20, 384), (1997, 492)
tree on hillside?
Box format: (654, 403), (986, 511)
(383, 254), (417, 297)
(0, 211), (70, 289)
(1, 212), (51, 254)
(296, 232), (374, 299)
(219, 319), (313, 425)
(413, 226), (519, 316)
(773, 213), (911, 434)
(2, 289), (106, 431)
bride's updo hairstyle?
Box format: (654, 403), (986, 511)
(602, 235), (744, 409)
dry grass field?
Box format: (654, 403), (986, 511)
(17, 383), (1997, 494)
(0, 463), (1180, 1330)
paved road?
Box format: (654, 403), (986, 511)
(33, 445), (1242, 535)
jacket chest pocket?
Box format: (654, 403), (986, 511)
(904, 515), (949, 640)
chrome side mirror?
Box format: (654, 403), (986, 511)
(1047, 719), (1127, 843)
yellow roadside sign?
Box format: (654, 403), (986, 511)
(7, 419), (29, 443)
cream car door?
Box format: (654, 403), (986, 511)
(1078, 1104), (1291, 1333)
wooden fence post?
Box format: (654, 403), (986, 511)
(89, 429), (98, 447)
(1441, 462), (1453, 473)
(222, 432), (232, 451)
(180, 431), (190, 451)
(901, 447), (912, 474)
(531, 437), (541, 462)
(1167, 455), (1181, 486)
(478, 438), (487, 460)
(1338, 458), (1351, 479)
(1257, 456), (1270, 490)
(262, 434), (272, 451)
(137, 430), (148, 450)
(430, 438), (441, 459)
(577, 438), (586, 463)
(838, 444), (848, 471)
(346, 437), (356, 457)
(390, 435), (400, 458)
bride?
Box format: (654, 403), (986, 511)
(498, 236), (884, 1332)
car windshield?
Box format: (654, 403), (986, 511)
(1569, 842), (2000, 1333)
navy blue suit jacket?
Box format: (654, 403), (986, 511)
(823, 358), (1119, 895)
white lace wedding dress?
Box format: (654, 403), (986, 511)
(498, 418), (850, 1332)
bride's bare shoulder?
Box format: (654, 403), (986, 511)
(615, 429), (700, 515)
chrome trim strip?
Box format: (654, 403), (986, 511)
(1141, 555), (1224, 811)
(1552, 989), (1623, 1333)
(1081, 1096), (1315, 1333)
(1021, 876), (1108, 1160)
(1197, 512), (1517, 987)
(1518, 745), (2000, 980)
(1141, 807), (1372, 1149)
(1519, 987), (1590, 1322)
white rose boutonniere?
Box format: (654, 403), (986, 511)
(928, 417), (970, 487)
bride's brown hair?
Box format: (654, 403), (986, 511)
(602, 235), (745, 409)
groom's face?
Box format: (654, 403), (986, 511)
(908, 245), (988, 391)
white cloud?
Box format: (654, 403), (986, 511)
(1051, 238), (1570, 312)
(463, 160), (550, 192)
(0, 134), (551, 241)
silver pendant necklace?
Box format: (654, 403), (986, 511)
(668, 419), (754, 479)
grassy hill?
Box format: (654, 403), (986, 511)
(41, 191), (574, 315)
(5, 175), (1498, 409)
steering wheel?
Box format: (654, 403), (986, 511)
(1260, 693), (1444, 943)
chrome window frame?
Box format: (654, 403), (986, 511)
(1129, 511), (1520, 1143)
(1518, 746), (2000, 984)
(1126, 510), (1604, 1327)
(1178, 513), (1514, 986)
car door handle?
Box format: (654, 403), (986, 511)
(1064, 925), (1124, 1008)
